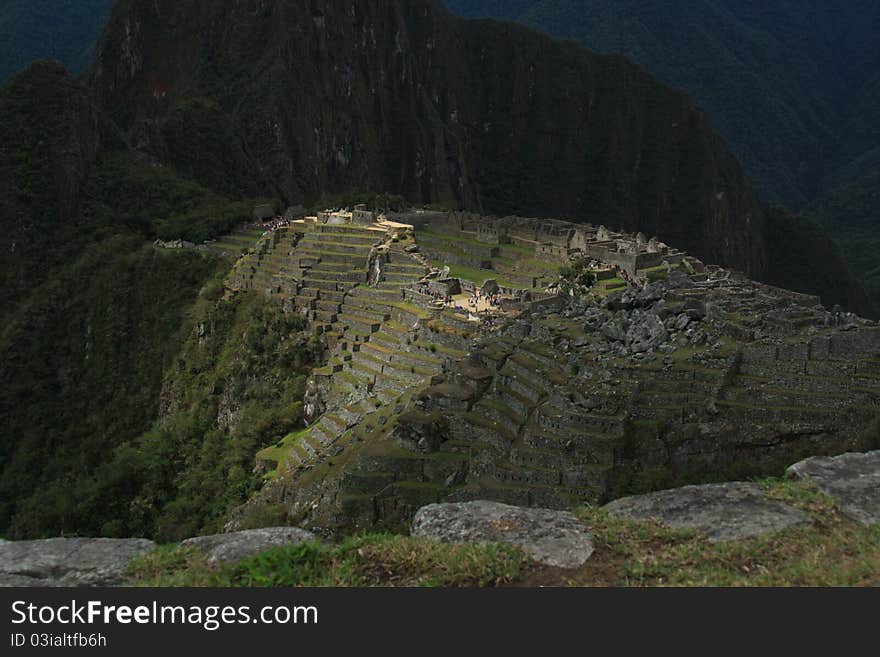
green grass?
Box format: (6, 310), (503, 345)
(256, 427), (312, 476)
(426, 260), (533, 289)
(128, 535), (528, 587)
(591, 277), (626, 298)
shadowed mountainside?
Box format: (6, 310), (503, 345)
(88, 0), (870, 313)
(0, 0), (876, 541)
(444, 0), (880, 313)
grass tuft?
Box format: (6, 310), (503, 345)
(128, 534), (528, 587)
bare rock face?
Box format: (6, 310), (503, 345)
(603, 482), (810, 541)
(411, 501), (594, 568)
(787, 450), (880, 525)
(0, 538), (156, 587)
(181, 527), (317, 564)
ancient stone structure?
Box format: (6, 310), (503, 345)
(219, 210), (879, 534)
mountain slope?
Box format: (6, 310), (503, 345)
(0, 62), (289, 539)
(0, 1), (875, 540)
(444, 0), (880, 314)
(89, 0), (866, 312)
(0, 61), (102, 320)
(0, 0), (115, 83)
(445, 0), (880, 209)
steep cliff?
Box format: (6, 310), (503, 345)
(88, 0), (867, 313)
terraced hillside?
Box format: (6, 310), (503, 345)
(206, 228), (267, 258)
(227, 220), (483, 493)
(224, 213), (880, 535)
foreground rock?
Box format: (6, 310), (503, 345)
(603, 482), (810, 542)
(787, 451), (880, 525)
(181, 527), (317, 564)
(411, 501), (594, 568)
(0, 538), (156, 587)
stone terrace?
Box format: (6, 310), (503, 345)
(230, 215), (484, 484)
(226, 210), (879, 534)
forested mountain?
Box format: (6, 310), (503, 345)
(446, 0), (880, 307)
(0, 0), (872, 540)
(0, 0), (115, 83)
(1, 1), (872, 307)
(91, 0), (867, 310)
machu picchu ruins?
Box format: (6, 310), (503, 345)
(214, 206), (880, 535)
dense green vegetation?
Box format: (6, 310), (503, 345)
(811, 169), (880, 306)
(0, 0), (114, 83)
(0, 243), (226, 538)
(1, 253), (313, 541)
(0, 62), (305, 541)
(0, 61), (99, 320)
(88, 152), (265, 243)
(119, 293), (312, 542)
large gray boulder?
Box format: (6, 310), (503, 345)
(603, 482), (810, 542)
(411, 501), (594, 568)
(181, 527), (317, 564)
(0, 537), (156, 587)
(787, 450), (880, 525)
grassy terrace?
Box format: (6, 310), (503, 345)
(417, 229), (538, 259)
(416, 228), (550, 288)
(127, 479), (879, 587)
(416, 228), (499, 250)
(211, 229), (267, 254)
(256, 427), (313, 477)
(426, 260), (532, 289)
(591, 276), (626, 298)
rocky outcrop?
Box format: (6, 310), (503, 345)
(603, 482), (810, 541)
(0, 527), (321, 586)
(181, 527), (317, 564)
(787, 450), (880, 525)
(411, 501), (594, 568)
(0, 538), (156, 587)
